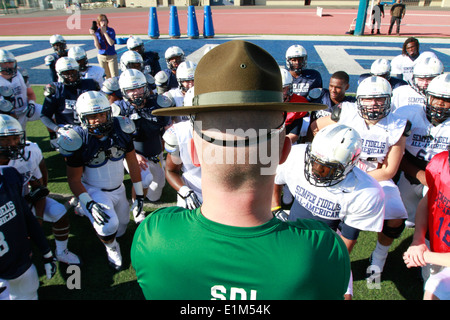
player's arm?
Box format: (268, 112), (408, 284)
(125, 149), (145, 216)
(308, 114), (336, 137)
(67, 164), (87, 198)
(399, 156), (427, 186)
(27, 87), (37, 102)
(368, 135), (406, 182)
(165, 152), (186, 192)
(271, 184), (283, 209)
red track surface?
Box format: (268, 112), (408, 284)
(0, 7), (449, 37)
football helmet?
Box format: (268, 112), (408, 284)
(55, 57), (81, 86)
(285, 45), (307, 74)
(164, 46), (185, 70)
(356, 76), (392, 121)
(0, 114), (27, 160)
(280, 67), (293, 101)
(424, 73), (450, 125)
(68, 46), (89, 72)
(176, 61), (196, 92)
(120, 50), (144, 72)
(370, 59), (391, 80)
(76, 91), (113, 135)
(305, 124), (361, 187)
(49, 34), (67, 56)
(119, 69), (149, 107)
(127, 36), (145, 55)
(0, 49), (17, 78)
(412, 57), (444, 94)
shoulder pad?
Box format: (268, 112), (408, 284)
(57, 127), (82, 154)
(44, 83), (57, 97)
(44, 55), (55, 65)
(403, 120), (412, 137)
(330, 104), (342, 121)
(162, 125), (179, 153)
(157, 94), (174, 108)
(116, 115), (136, 134)
(307, 88), (323, 101)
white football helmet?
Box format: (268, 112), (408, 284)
(55, 57), (80, 86)
(412, 57), (444, 94)
(76, 91), (112, 135)
(127, 36), (145, 54)
(119, 69), (149, 106)
(0, 114), (27, 160)
(49, 34), (67, 56)
(285, 45), (307, 73)
(305, 124), (362, 187)
(0, 49), (17, 78)
(370, 59), (391, 79)
(176, 61), (196, 92)
(356, 76), (392, 120)
(120, 50), (144, 72)
(425, 73), (450, 125)
(280, 67), (293, 101)
(164, 46), (185, 70)
(68, 46), (89, 71)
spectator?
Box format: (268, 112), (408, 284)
(89, 14), (119, 79)
(388, 0), (406, 36)
(371, 0), (385, 35)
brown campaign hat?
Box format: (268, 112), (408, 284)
(152, 40), (326, 116)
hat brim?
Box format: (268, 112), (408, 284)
(152, 102), (327, 116)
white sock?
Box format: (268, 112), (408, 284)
(55, 239), (68, 255)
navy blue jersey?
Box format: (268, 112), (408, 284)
(309, 88), (356, 121)
(65, 117), (135, 168)
(116, 97), (169, 158)
(142, 51), (161, 77)
(292, 69), (323, 97)
(162, 69), (179, 91)
(48, 52), (63, 82)
(41, 79), (100, 126)
(0, 166), (51, 280)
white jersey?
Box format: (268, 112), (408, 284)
(7, 142), (43, 196)
(164, 88), (188, 123)
(275, 144), (385, 232)
(338, 101), (407, 172)
(394, 104), (450, 163)
(391, 84), (425, 111)
(390, 51), (438, 83)
(163, 121), (202, 201)
(0, 73), (28, 116)
(81, 65), (105, 87)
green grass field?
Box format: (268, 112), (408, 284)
(28, 86), (424, 300)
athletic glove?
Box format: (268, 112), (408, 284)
(43, 252), (57, 279)
(86, 200), (111, 226)
(26, 100), (36, 118)
(178, 186), (201, 210)
(272, 206), (289, 222)
(130, 182), (145, 217)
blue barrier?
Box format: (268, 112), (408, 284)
(148, 7), (160, 39)
(203, 5), (214, 38)
(169, 6), (181, 38)
(187, 5), (199, 39)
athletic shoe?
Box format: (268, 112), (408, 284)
(133, 206), (146, 225)
(106, 242), (122, 271)
(56, 248), (81, 265)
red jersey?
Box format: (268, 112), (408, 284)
(286, 94), (308, 126)
(425, 150), (450, 253)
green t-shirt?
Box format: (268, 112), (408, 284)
(131, 207), (350, 300)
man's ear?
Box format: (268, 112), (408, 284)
(189, 138), (201, 167)
(279, 136), (291, 165)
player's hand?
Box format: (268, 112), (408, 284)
(26, 100), (36, 118)
(178, 186), (201, 210)
(403, 244), (429, 268)
(272, 207), (289, 222)
(131, 195), (145, 217)
(43, 252), (57, 279)
(86, 201), (110, 225)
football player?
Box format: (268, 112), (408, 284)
(390, 37), (438, 83)
(314, 76), (409, 281)
(163, 60), (196, 123)
(285, 44), (322, 98)
(162, 89), (202, 210)
(0, 114), (80, 265)
(394, 73), (450, 227)
(403, 146), (450, 300)
(158, 46), (185, 93)
(57, 91), (144, 270)
(40, 57), (100, 149)
(358, 59), (407, 90)
(272, 124), (385, 299)
(0, 49), (41, 131)
(116, 69), (171, 223)
(0, 164), (56, 300)
(68, 46), (105, 87)
(126, 36), (161, 77)
(391, 56), (443, 111)
(44, 34), (68, 82)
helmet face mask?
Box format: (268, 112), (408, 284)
(356, 76), (392, 121)
(0, 50), (17, 79)
(56, 57), (81, 86)
(0, 114), (27, 161)
(285, 45), (307, 74)
(76, 91), (113, 136)
(304, 144), (346, 187)
(425, 74), (450, 125)
(120, 51), (144, 73)
(165, 46), (185, 71)
(119, 69), (149, 107)
(176, 61), (196, 93)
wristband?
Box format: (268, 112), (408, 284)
(133, 182), (144, 197)
(78, 192), (93, 207)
